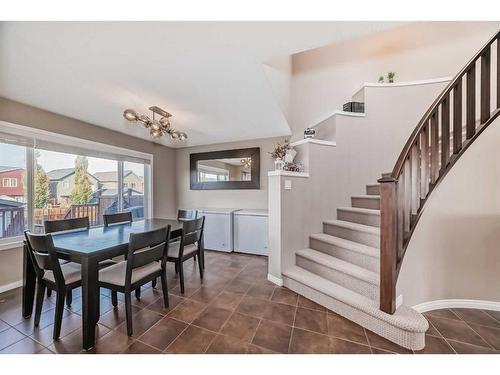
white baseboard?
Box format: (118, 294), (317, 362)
(0, 280), (22, 294)
(267, 273), (283, 286)
(413, 299), (500, 313)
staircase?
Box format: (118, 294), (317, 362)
(281, 30), (500, 351)
(282, 183), (428, 350)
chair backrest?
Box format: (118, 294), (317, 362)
(178, 216), (205, 258)
(103, 211), (133, 227)
(45, 217), (89, 234)
(177, 209), (198, 220)
(24, 231), (64, 284)
(125, 226), (171, 283)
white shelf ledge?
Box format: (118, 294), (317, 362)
(352, 76), (452, 99)
(268, 170), (310, 178)
(290, 138), (336, 147)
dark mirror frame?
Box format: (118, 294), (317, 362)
(190, 147), (260, 190)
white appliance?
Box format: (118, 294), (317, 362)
(233, 209), (269, 256)
(198, 208), (240, 252)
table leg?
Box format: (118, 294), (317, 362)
(81, 257), (99, 350)
(22, 243), (36, 318)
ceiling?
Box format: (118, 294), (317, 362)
(0, 22), (400, 148)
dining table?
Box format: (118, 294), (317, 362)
(22, 218), (184, 350)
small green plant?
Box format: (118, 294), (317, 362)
(387, 71), (396, 83)
(378, 75), (384, 83)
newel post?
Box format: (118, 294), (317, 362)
(378, 174), (398, 314)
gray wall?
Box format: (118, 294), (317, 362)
(0, 97), (177, 288)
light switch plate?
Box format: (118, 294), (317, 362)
(284, 180), (292, 190)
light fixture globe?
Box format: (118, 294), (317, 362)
(123, 109), (139, 121)
(178, 132), (187, 141)
(159, 116), (171, 130)
(170, 131), (180, 140)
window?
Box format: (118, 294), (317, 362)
(0, 123), (153, 242)
(123, 162), (148, 220)
(2, 178), (18, 187)
(0, 143), (28, 240)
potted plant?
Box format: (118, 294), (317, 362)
(387, 71), (396, 83)
(269, 140), (291, 170)
(378, 75), (384, 83)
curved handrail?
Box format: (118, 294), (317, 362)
(378, 30), (500, 314)
(388, 30), (500, 180)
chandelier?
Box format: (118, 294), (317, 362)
(123, 106), (187, 141)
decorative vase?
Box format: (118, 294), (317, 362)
(284, 148), (297, 163)
(274, 158), (285, 171)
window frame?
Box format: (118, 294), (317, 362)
(0, 121), (154, 250)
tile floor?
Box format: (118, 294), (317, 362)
(1, 250), (500, 354)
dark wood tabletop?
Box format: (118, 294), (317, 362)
(52, 218), (183, 258)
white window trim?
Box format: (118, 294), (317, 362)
(2, 177), (18, 187)
(0, 121), (154, 251)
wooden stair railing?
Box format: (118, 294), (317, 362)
(378, 30), (500, 314)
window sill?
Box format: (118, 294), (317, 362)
(0, 237), (23, 252)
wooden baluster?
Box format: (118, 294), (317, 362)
(466, 64), (476, 139)
(411, 144), (419, 215)
(430, 111), (439, 184)
(403, 158), (411, 234)
(420, 124), (429, 198)
(481, 47), (491, 124)
(396, 174), (404, 257)
(378, 175), (398, 314)
(453, 79), (463, 154)
(497, 37), (500, 109)
(441, 96), (450, 170)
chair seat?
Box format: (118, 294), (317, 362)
(43, 262), (82, 285)
(168, 241), (198, 259)
(98, 261), (161, 286)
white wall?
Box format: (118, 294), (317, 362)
(398, 116), (500, 306)
(175, 136), (285, 211)
(291, 21), (500, 134)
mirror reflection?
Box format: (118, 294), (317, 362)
(197, 157), (252, 182)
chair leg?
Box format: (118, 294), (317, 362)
(34, 282), (46, 327)
(124, 291), (133, 336)
(193, 254), (196, 262)
(111, 291), (118, 307)
(53, 289), (65, 340)
(197, 252), (204, 280)
(66, 290), (73, 307)
(160, 271), (169, 308)
(175, 262), (179, 274)
(178, 261), (185, 294)
(135, 288), (141, 299)
(151, 278), (157, 288)
(46, 289), (52, 298)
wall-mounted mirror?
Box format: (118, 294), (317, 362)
(190, 147), (260, 190)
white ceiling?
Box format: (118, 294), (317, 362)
(0, 22), (400, 148)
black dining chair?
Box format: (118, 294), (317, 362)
(102, 211), (154, 296)
(24, 231), (82, 340)
(178, 209), (198, 220)
(167, 217), (205, 294)
(103, 211), (133, 227)
(174, 209), (198, 262)
(98, 226), (171, 336)
(43, 217), (88, 300)
(44, 217), (117, 305)
(44, 216), (90, 234)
